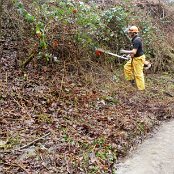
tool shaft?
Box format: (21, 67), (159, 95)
(104, 51), (129, 60)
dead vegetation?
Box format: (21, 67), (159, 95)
(0, 59), (174, 173)
(0, 0), (174, 173)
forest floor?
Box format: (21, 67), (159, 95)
(1, 1), (174, 173)
(0, 42), (174, 173)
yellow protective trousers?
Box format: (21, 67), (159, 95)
(124, 55), (146, 90)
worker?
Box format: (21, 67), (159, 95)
(120, 26), (146, 91)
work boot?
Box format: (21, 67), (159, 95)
(130, 80), (135, 86)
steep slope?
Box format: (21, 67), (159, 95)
(0, 0), (174, 173)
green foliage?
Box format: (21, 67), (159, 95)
(13, 0), (174, 71)
(14, 0), (35, 22)
(100, 6), (130, 52)
(13, 0), (132, 64)
(37, 113), (53, 124)
(0, 135), (20, 149)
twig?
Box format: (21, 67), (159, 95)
(58, 61), (66, 100)
(0, 132), (51, 153)
(163, 91), (173, 97)
(14, 161), (32, 174)
(21, 53), (35, 69)
(12, 97), (24, 110)
(2, 161), (31, 174)
(5, 71), (8, 84)
(17, 132), (51, 150)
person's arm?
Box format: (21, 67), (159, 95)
(120, 38), (140, 55)
(120, 48), (137, 55)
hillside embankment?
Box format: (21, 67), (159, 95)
(0, 0), (174, 173)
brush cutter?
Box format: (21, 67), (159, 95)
(95, 48), (151, 70)
(95, 48), (130, 60)
(144, 60), (151, 70)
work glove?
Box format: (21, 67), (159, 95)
(126, 54), (131, 60)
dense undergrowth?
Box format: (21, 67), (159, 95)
(0, 0), (174, 174)
(9, 0), (174, 72)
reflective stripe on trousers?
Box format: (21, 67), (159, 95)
(124, 55), (145, 90)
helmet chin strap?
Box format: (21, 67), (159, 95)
(128, 32), (137, 38)
(132, 33), (137, 37)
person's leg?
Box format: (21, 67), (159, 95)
(133, 56), (145, 90)
(124, 59), (134, 81)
